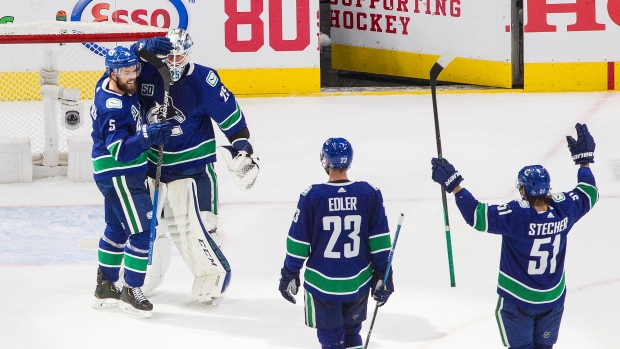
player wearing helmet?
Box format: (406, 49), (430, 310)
(430, 123), (598, 348)
(91, 46), (172, 317)
(129, 29), (259, 304)
(278, 138), (395, 349)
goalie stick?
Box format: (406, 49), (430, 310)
(137, 49), (170, 266)
(363, 213), (404, 349)
(430, 53), (457, 288)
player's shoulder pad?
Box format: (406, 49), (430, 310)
(105, 97), (123, 109)
(514, 199), (530, 208)
(359, 180), (380, 191)
(301, 185), (313, 196)
(551, 192), (567, 203)
(191, 64), (221, 88)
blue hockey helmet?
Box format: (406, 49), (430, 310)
(515, 165), (551, 197)
(320, 137), (353, 170)
(105, 46), (140, 76)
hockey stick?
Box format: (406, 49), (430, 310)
(429, 53), (457, 287)
(137, 49), (170, 266)
(363, 213), (404, 349)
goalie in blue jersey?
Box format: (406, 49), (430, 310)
(431, 123), (598, 349)
(128, 29), (259, 304)
(278, 138), (395, 349)
(91, 46), (172, 317)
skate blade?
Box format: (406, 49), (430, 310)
(119, 301), (152, 318)
(93, 298), (119, 309)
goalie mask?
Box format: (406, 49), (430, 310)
(165, 28), (193, 82)
(320, 137), (353, 171)
(515, 165), (551, 197)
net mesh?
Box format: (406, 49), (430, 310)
(0, 21), (166, 161)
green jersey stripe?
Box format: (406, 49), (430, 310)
(107, 140), (121, 160)
(92, 153), (148, 174)
(473, 202), (488, 232)
(369, 232), (391, 252)
(287, 236), (310, 258)
(576, 183), (599, 209)
(304, 264), (372, 295)
(497, 271), (565, 304)
(147, 140), (216, 166)
(218, 102), (242, 131)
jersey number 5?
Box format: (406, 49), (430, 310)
(528, 235), (561, 275)
(323, 215), (361, 259)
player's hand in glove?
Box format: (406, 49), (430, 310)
(279, 267), (300, 304)
(137, 122), (173, 149)
(143, 36), (172, 56)
(431, 157), (463, 193)
(566, 123), (595, 164)
(371, 270), (394, 307)
(217, 138), (260, 191)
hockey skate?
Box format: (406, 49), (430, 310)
(93, 268), (121, 309)
(119, 285), (153, 318)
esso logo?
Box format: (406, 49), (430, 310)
(71, 0), (189, 29)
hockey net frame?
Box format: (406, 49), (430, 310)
(0, 21), (166, 169)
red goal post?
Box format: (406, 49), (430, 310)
(0, 21), (166, 170)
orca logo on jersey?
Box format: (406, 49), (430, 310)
(146, 95), (186, 135)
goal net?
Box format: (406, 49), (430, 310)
(0, 21), (166, 168)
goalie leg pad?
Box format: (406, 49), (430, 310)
(164, 178), (231, 302)
(141, 229), (172, 294)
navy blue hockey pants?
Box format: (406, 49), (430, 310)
(496, 296), (564, 349)
(95, 174), (153, 288)
(304, 289), (369, 349)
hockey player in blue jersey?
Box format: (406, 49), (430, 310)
(128, 29), (259, 304)
(279, 138), (395, 349)
(431, 123), (598, 349)
(91, 46), (172, 317)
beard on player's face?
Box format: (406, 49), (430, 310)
(116, 77), (136, 95)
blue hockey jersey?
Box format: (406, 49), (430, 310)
(454, 167), (598, 310)
(137, 62), (248, 175)
(284, 181), (392, 303)
(91, 75), (146, 180)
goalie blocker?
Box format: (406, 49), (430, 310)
(144, 178), (231, 304)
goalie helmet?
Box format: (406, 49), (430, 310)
(165, 28), (193, 82)
(515, 165), (551, 197)
(320, 137), (353, 170)
(105, 46), (140, 77)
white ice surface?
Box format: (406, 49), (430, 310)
(0, 92), (619, 348)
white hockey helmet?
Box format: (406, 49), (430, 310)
(165, 28), (193, 82)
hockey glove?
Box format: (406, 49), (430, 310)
(137, 122), (173, 150)
(431, 157), (463, 193)
(143, 36), (172, 56)
(566, 123), (595, 164)
(371, 270), (394, 307)
(217, 138), (260, 191)
(279, 267), (300, 304)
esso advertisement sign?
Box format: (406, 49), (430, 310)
(71, 0), (189, 29)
